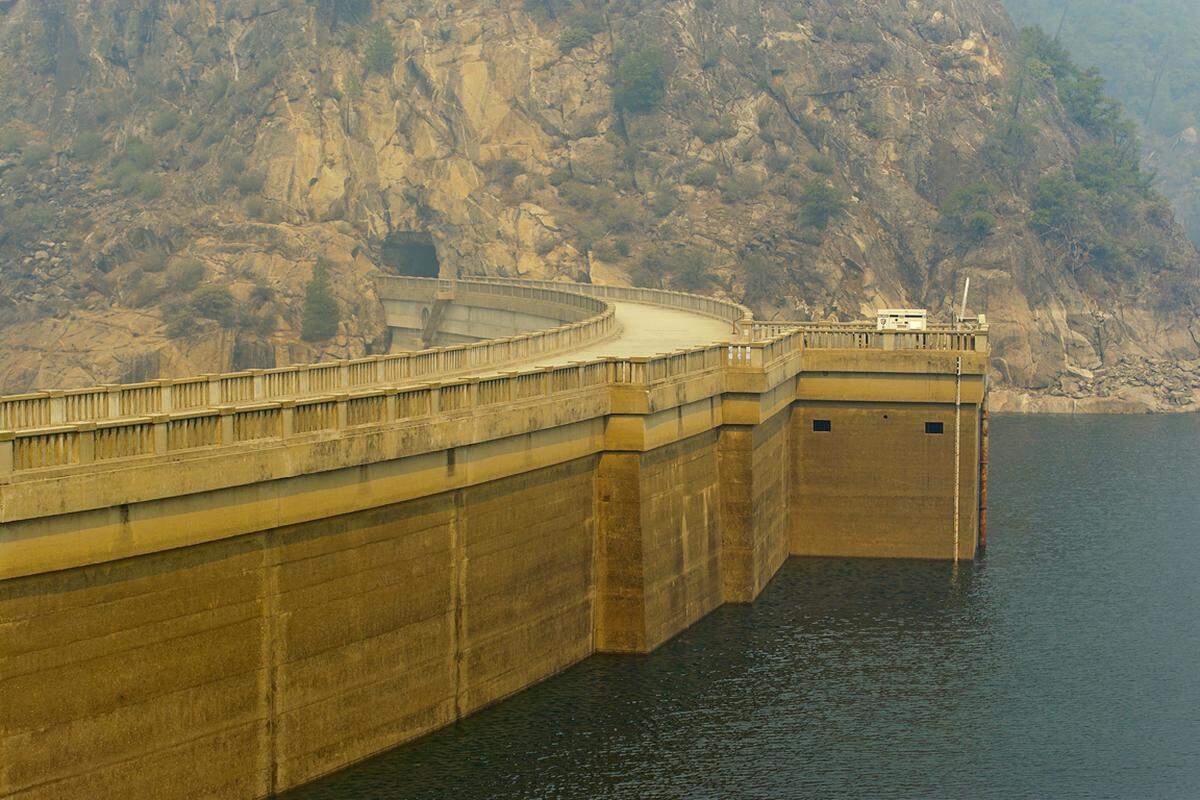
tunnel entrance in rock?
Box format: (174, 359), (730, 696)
(380, 231), (441, 277)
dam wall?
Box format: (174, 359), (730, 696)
(0, 282), (988, 800)
(0, 455), (602, 798)
(377, 276), (607, 346)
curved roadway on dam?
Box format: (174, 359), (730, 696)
(532, 300), (737, 366)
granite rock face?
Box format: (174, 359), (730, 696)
(0, 0), (1196, 409)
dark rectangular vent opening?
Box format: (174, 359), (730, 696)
(925, 421), (944, 434)
(812, 419), (832, 432)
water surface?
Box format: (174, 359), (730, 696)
(287, 414), (1200, 800)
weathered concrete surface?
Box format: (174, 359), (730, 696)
(379, 281), (600, 347)
(0, 459), (597, 799)
(596, 431), (724, 653)
(718, 406), (793, 603)
(788, 350), (986, 561)
(790, 402), (980, 560)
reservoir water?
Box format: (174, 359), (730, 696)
(286, 414), (1200, 799)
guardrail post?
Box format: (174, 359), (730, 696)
(158, 380), (174, 412)
(48, 391), (65, 424)
(338, 363), (350, 390)
(104, 386), (121, 419)
(384, 388), (399, 421)
(151, 414), (169, 454)
(428, 383), (442, 414)
(467, 377), (480, 407)
(219, 407), (235, 444)
(78, 423), (96, 464)
(334, 393), (349, 428)
(250, 369), (265, 400)
(207, 375), (222, 405)
(0, 431), (12, 474)
(629, 356), (650, 386)
(297, 365), (310, 394)
(280, 401), (296, 437)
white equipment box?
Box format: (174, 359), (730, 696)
(876, 309), (928, 331)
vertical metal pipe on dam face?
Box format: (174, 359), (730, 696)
(953, 356), (962, 561)
(979, 402), (989, 551)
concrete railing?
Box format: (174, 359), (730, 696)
(0, 346), (706, 474)
(751, 321), (989, 352)
(375, 275), (609, 325)
(0, 278), (988, 476)
(0, 322), (970, 476)
(0, 326), (804, 476)
(0, 278), (618, 433)
(469, 276), (754, 331)
(0, 277), (753, 433)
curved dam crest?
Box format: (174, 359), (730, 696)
(0, 278), (989, 799)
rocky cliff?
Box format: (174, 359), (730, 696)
(0, 0), (1197, 410)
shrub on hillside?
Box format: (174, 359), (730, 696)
(121, 138), (157, 171)
(71, 132), (106, 162)
(150, 110), (180, 136)
(0, 203), (54, 248)
(592, 238), (628, 262)
(806, 153), (836, 175)
(797, 180), (847, 229)
(612, 46), (669, 114)
(633, 244), (717, 292)
(313, 0), (372, 27)
(693, 117), (737, 144)
(191, 286), (236, 326)
(941, 182), (998, 243)
(488, 157), (525, 189)
(244, 197), (266, 220)
(684, 164), (718, 188)
(219, 155), (247, 189)
(165, 258), (205, 292)
(742, 252), (789, 307)
(129, 273), (165, 308)
(559, 27), (592, 53)
(0, 128), (25, 153)
(236, 170), (267, 196)
(720, 170), (763, 204)
(137, 174), (165, 200)
(21, 143), (53, 166)
(163, 301), (199, 338)
(364, 23), (396, 76)
(1074, 144), (1152, 197)
(650, 187), (678, 217)
(980, 121), (1036, 176)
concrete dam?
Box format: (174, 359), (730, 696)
(0, 277), (989, 799)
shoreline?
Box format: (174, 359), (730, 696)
(989, 388), (1200, 415)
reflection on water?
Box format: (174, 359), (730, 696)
(286, 414), (1200, 800)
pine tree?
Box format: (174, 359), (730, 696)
(301, 261), (340, 341)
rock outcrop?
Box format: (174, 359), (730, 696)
(0, 0), (1197, 409)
